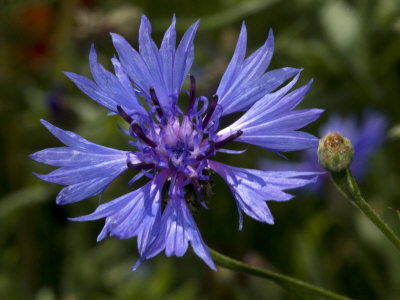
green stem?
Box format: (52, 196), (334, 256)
(209, 248), (352, 300)
(330, 168), (400, 252)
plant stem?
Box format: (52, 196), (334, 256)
(330, 168), (400, 252)
(209, 248), (352, 300)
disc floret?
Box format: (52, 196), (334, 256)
(120, 82), (241, 203)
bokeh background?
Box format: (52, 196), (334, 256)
(1, 0), (400, 299)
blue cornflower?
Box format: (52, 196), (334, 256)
(30, 15), (322, 270)
(261, 110), (387, 190)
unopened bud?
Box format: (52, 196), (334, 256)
(318, 132), (354, 172)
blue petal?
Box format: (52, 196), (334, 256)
(135, 194), (216, 271)
(55, 176), (115, 205)
(69, 189), (135, 221)
(71, 171), (168, 254)
(217, 21), (247, 98)
(160, 15), (177, 100)
(172, 19), (200, 100)
(30, 120), (131, 205)
(64, 45), (145, 115)
(238, 109), (323, 134)
(111, 16), (199, 110)
(208, 160), (317, 230)
(111, 32), (155, 100)
(221, 67), (302, 115)
(227, 77), (310, 128)
(226, 29), (274, 94)
(109, 57), (146, 115)
(138, 15), (169, 106)
(258, 157), (326, 194)
(262, 79), (314, 120)
(218, 80), (322, 152)
(64, 72), (118, 112)
(237, 131), (319, 152)
(33, 157), (127, 185)
(218, 28), (293, 115)
(29, 147), (126, 167)
(35, 120), (127, 153)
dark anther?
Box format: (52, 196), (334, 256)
(191, 178), (209, 210)
(202, 94), (218, 130)
(149, 87), (164, 119)
(195, 130), (242, 160)
(131, 123), (157, 148)
(117, 105), (133, 124)
(188, 74), (196, 112)
(168, 158), (175, 169)
(215, 130), (243, 149)
(127, 161), (155, 170)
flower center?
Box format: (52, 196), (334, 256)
(172, 141), (186, 159)
(118, 75), (242, 202)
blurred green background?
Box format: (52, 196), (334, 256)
(1, 0), (400, 299)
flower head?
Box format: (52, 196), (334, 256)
(31, 15), (322, 270)
(318, 132), (354, 173)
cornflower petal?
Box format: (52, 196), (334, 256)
(220, 28), (274, 106)
(138, 15), (169, 105)
(218, 80), (323, 152)
(217, 25), (302, 116)
(30, 120), (132, 204)
(208, 160), (317, 230)
(160, 15), (177, 100)
(110, 32), (154, 98)
(71, 170), (168, 254)
(111, 15), (199, 110)
(172, 20), (199, 101)
(134, 194), (216, 271)
(216, 21), (247, 98)
(64, 46), (145, 115)
(237, 131), (319, 152)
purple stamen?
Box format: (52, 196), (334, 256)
(188, 74), (196, 112)
(191, 178), (209, 210)
(127, 161), (155, 170)
(196, 140), (215, 161)
(149, 87), (164, 119)
(197, 131), (242, 160)
(215, 130), (243, 149)
(131, 123), (157, 148)
(202, 94), (218, 130)
(117, 105), (133, 124)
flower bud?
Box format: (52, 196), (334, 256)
(318, 132), (354, 172)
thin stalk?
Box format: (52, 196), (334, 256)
(330, 168), (400, 252)
(209, 248), (352, 300)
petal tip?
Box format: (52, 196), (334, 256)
(140, 14), (149, 21)
(132, 257), (144, 271)
(56, 194), (66, 205)
(110, 32), (123, 43)
(209, 261), (217, 271)
(39, 119), (49, 126)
